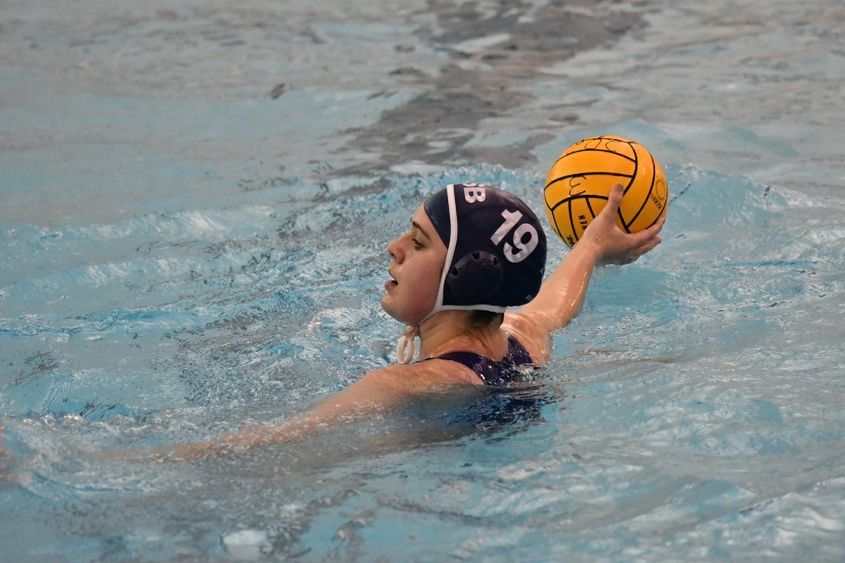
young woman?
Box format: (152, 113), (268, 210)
(154, 181), (664, 460)
(0, 181), (664, 477)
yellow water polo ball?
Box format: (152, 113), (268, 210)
(543, 135), (668, 248)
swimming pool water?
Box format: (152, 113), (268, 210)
(2, 0), (844, 560)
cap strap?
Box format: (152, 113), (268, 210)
(395, 324), (419, 364)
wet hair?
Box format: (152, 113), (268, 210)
(468, 310), (504, 329)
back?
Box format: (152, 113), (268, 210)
(436, 335), (535, 386)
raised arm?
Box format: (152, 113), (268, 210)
(505, 184), (664, 359)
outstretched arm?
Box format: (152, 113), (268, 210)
(505, 183), (664, 360)
(147, 368), (408, 461)
(0, 426), (11, 488)
(0, 426), (32, 489)
(138, 361), (477, 462)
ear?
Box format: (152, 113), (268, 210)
(444, 250), (503, 304)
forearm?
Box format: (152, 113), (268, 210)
(524, 239), (601, 331)
(150, 407), (357, 462)
(219, 412), (326, 450)
(156, 369), (412, 461)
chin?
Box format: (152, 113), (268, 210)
(380, 297), (401, 322)
(381, 298), (424, 325)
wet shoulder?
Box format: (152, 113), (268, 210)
(365, 359), (484, 394)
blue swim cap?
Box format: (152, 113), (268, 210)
(423, 183), (547, 316)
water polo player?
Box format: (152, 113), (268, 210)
(155, 182), (664, 460)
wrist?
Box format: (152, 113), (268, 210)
(572, 236), (603, 264)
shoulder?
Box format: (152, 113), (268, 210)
(501, 311), (551, 365)
(362, 359), (484, 393)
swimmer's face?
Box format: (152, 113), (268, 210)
(381, 205), (447, 324)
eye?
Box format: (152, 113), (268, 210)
(412, 239), (424, 250)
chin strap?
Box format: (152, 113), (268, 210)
(395, 324), (419, 364)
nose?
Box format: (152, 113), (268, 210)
(387, 236), (404, 263)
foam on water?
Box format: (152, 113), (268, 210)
(2, 161), (843, 560)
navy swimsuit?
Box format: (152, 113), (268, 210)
(435, 335), (534, 386)
(423, 335), (548, 427)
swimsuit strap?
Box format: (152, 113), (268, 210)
(436, 335), (534, 386)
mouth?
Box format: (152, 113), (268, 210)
(385, 269), (398, 291)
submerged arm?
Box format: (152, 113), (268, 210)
(0, 427), (12, 488)
(150, 362), (475, 461)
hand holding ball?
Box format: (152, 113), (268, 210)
(544, 135), (668, 248)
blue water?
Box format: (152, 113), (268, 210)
(2, 0), (844, 561)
